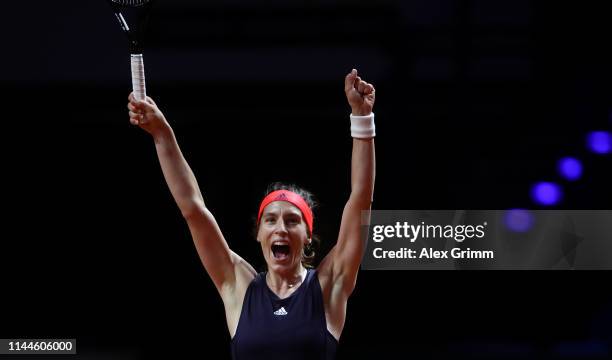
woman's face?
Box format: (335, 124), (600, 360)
(257, 201), (310, 273)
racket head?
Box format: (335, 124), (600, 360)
(108, 0), (154, 53)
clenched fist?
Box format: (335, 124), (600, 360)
(344, 69), (375, 116)
(127, 93), (170, 137)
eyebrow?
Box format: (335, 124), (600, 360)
(263, 208), (302, 217)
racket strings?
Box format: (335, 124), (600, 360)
(111, 0), (150, 7)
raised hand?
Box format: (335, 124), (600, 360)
(344, 69), (376, 116)
(127, 92), (170, 137)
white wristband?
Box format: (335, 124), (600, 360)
(350, 112), (375, 138)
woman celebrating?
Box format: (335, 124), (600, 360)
(127, 69), (376, 359)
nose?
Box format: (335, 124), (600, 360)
(274, 219), (288, 234)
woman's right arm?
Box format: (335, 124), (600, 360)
(128, 94), (256, 295)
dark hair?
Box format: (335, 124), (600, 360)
(253, 182), (320, 269)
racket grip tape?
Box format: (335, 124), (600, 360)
(131, 54), (146, 101)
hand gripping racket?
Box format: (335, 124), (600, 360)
(107, 0), (154, 101)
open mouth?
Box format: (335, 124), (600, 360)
(271, 242), (291, 261)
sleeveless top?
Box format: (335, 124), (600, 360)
(230, 269), (338, 359)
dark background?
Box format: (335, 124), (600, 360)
(1, 0), (612, 359)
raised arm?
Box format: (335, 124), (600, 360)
(127, 94), (255, 295)
(319, 69), (376, 297)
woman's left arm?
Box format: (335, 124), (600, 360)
(326, 69), (376, 297)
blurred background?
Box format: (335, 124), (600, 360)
(1, 0), (611, 358)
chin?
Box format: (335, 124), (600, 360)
(268, 259), (296, 272)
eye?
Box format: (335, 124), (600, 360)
(286, 217), (300, 225)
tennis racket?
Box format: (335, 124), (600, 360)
(107, 0), (155, 101)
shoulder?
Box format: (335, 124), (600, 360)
(316, 246), (359, 303)
(220, 255), (259, 338)
(221, 252), (258, 304)
(315, 254), (351, 341)
(315, 249), (337, 298)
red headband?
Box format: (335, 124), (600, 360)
(257, 190), (313, 234)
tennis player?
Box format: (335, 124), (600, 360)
(127, 69), (376, 359)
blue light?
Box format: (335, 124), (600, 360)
(557, 157), (583, 181)
(531, 182), (562, 206)
(586, 131), (611, 154)
(504, 209), (534, 233)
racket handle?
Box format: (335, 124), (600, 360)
(131, 54), (146, 101)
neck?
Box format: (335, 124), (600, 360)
(266, 266), (307, 291)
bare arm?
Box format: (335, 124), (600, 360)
(128, 94), (255, 294)
(320, 70), (376, 298)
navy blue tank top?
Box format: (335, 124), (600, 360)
(230, 269), (338, 359)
